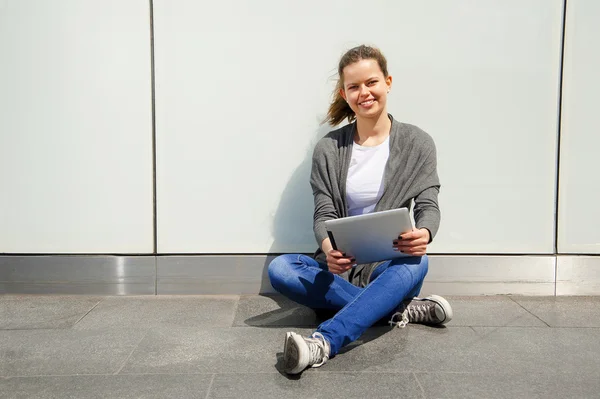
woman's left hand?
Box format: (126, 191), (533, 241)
(393, 228), (430, 256)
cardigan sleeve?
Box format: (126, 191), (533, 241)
(310, 141), (339, 246)
(414, 186), (440, 242)
(413, 144), (441, 242)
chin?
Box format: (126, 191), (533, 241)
(358, 108), (384, 120)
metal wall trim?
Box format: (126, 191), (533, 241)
(556, 255), (600, 295)
(2, 255), (599, 296)
(0, 256), (156, 295)
(157, 255), (559, 296)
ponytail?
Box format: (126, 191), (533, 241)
(324, 81), (355, 126)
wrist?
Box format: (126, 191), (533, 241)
(419, 228), (431, 243)
(321, 238), (334, 254)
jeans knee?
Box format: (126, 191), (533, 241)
(267, 254), (296, 290)
(388, 255), (429, 282)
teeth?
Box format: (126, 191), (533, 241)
(361, 100), (374, 105)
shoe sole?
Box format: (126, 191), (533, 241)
(283, 332), (308, 375)
(427, 294), (453, 324)
(283, 332), (291, 363)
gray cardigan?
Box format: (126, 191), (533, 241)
(310, 114), (441, 287)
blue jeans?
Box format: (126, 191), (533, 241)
(268, 254), (428, 356)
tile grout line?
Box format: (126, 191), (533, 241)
(2, 373), (116, 379)
(4, 370), (600, 378)
(113, 331), (149, 375)
(204, 373), (216, 399)
(412, 371), (427, 399)
(72, 299), (104, 327)
(554, 255), (558, 296)
(229, 295), (242, 327)
(507, 296), (551, 327)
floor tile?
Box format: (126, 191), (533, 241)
(0, 296), (101, 330)
(120, 326), (314, 374)
(416, 371), (600, 399)
(74, 295), (239, 330)
(0, 374), (213, 399)
(511, 296), (600, 327)
(471, 327), (600, 373)
(123, 325), (493, 375)
(0, 329), (146, 377)
(2, 294), (599, 399)
(208, 372), (424, 399)
(322, 325), (487, 373)
(443, 296), (547, 327)
(317, 324), (600, 374)
(232, 294), (321, 327)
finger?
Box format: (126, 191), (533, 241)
(331, 252), (355, 262)
(397, 230), (417, 240)
(327, 254), (355, 264)
(403, 245), (427, 255)
(328, 264), (352, 274)
(398, 229), (428, 241)
(394, 238), (428, 248)
(328, 249), (345, 258)
(395, 245), (427, 254)
(395, 236), (422, 245)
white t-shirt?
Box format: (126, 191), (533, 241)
(346, 136), (390, 216)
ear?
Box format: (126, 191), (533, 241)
(339, 87), (347, 101)
(386, 75), (393, 91)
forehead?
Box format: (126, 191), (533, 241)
(342, 59), (384, 83)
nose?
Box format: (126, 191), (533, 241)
(359, 84), (369, 97)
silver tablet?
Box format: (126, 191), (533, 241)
(324, 208), (414, 264)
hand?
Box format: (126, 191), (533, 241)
(393, 228), (430, 256)
(326, 249), (355, 275)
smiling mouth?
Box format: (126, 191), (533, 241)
(359, 99), (375, 106)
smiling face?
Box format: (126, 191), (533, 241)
(340, 58), (392, 122)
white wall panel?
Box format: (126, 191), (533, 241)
(155, 0), (562, 253)
(390, 1), (562, 254)
(0, 0), (153, 253)
(558, 0), (600, 254)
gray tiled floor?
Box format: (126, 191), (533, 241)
(1, 295), (600, 399)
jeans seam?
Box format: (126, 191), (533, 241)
(319, 269), (384, 331)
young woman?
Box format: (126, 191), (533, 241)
(268, 45), (453, 375)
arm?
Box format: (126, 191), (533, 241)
(310, 143), (339, 245)
(413, 186), (440, 243)
(395, 139), (441, 255)
(413, 140), (441, 243)
(310, 141), (354, 273)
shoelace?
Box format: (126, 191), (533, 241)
(389, 303), (435, 328)
(308, 332), (329, 367)
(407, 303), (434, 323)
(389, 309), (410, 328)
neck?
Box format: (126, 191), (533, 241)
(354, 112), (392, 146)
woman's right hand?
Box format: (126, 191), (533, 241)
(326, 249), (355, 274)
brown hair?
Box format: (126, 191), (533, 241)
(324, 45), (389, 126)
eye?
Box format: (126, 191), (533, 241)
(368, 80), (378, 86)
(347, 85), (358, 90)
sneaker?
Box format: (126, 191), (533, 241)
(283, 331), (330, 374)
(389, 294), (453, 328)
